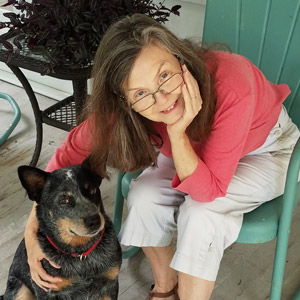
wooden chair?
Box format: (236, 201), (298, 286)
(113, 0), (300, 298)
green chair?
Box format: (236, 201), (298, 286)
(0, 92), (21, 146)
(113, 171), (142, 259)
(203, 0), (300, 299)
(113, 0), (300, 298)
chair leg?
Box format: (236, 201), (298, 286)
(269, 206), (297, 298)
(292, 287), (300, 300)
(113, 172), (125, 235)
(113, 171), (140, 259)
(270, 147), (300, 300)
(121, 245), (140, 259)
(269, 236), (289, 300)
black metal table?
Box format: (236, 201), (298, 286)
(0, 34), (92, 166)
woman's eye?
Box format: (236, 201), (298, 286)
(84, 183), (97, 195)
(160, 72), (171, 83)
(60, 198), (69, 205)
(135, 90), (148, 100)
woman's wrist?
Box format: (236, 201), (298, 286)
(25, 205), (39, 242)
(168, 130), (187, 145)
(169, 132), (199, 181)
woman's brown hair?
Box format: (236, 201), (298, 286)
(84, 13), (217, 177)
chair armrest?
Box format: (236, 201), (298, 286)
(113, 170), (143, 235)
(276, 136), (300, 248)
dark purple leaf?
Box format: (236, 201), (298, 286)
(38, 0), (57, 7)
(1, 40), (13, 51)
(171, 5), (182, 11)
(1, 0), (17, 7)
(41, 65), (52, 75)
(13, 35), (25, 50)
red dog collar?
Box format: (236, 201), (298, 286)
(46, 227), (105, 261)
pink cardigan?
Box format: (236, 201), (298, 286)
(46, 51), (290, 202)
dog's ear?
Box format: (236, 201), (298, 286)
(81, 156), (92, 170)
(81, 157), (102, 186)
(18, 166), (49, 203)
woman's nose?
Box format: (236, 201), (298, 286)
(153, 90), (169, 105)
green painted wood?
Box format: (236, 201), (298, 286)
(0, 93), (21, 146)
(203, 0), (300, 127)
(203, 1), (300, 298)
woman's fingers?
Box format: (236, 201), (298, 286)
(30, 259), (62, 291)
(182, 64), (202, 114)
(167, 64), (203, 137)
(27, 242), (62, 291)
(48, 259), (61, 269)
(182, 83), (193, 114)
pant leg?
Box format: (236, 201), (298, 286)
(119, 154), (186, 247)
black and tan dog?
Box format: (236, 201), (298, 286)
(1, 161), (122, 300)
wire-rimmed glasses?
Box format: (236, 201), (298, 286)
(129, 72), (183, 112)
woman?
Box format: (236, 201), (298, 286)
(24, 14), (299, 300)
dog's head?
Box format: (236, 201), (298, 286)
(18, 159), (106, 246)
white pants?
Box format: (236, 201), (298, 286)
(119, 106), (300, 281)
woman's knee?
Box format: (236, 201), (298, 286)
(126, 179), (159, 213)
(127, 174), (185, 211)
(177, 199), (242, 248)
(178, 200), (220, 234)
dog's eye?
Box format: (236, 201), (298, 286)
(60, 198), (69, 205)
(90, 188), (97, 195)
(85, 183), (97, 195)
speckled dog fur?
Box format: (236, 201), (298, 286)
(1, 160), (122, 300)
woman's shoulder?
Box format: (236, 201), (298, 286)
(212, 50), (253, 68)
(209, 51), (262, 100)
(213, 51), (255, 82)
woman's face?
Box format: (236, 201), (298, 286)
(124, 43), (185, 125)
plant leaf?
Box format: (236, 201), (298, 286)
(1, 0), (17, 7)
(1, 40), (13, 51)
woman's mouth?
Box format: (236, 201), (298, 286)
(162, 100), (178, 114)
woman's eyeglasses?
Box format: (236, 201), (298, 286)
(129, 72), (183, 113)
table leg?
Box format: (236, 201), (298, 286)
(8, 65), (43, 167)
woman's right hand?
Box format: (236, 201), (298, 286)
(25, 204), (62, 292)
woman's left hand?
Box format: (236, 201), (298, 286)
(167, 64), (202, 139)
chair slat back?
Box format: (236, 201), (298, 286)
(203, 0), (300, 128)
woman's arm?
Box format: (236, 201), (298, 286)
(167, 64), (202, 181)
(46, 118), (93, 172)
(24, 118), (94, 290)
(167, 66), (256, 202)
(25, 203), (62, 292)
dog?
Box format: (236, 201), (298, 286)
(1, 161), (122, 300)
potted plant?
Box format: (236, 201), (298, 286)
(0, 0), (181, 74)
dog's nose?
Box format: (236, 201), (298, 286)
(84, 214), (101, 229)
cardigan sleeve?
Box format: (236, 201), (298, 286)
(171, 90), (256, 202)
(45, 119), (93, 172)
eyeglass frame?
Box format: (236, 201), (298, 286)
(128, 71), (184, 112)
